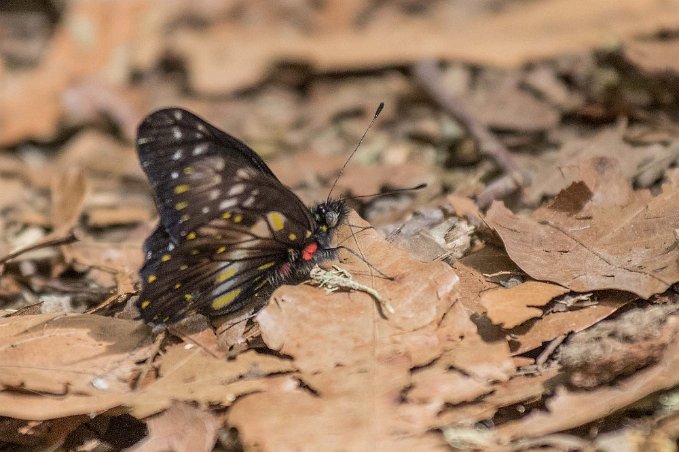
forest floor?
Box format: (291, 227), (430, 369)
(1, 1), (679, 450)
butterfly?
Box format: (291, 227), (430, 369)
(135, 108), (349, 324)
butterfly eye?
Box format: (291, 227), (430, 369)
(325, 210), (339, 228)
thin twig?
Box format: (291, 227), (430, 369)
(536, 334), (567, 368)
(134, 329), (166, 390)
(413, 59), (528, 208)
(0, 230), (77, 265)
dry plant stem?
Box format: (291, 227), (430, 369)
(134, 329), (166, 390)
(413, 59), (527, 208)
(0, 231), (77, 265)
(536, 334), (567, 368)
(309, 265), (394, 315)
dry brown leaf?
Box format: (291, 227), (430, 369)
(519, 128), (679, 205)
(56, 130), (144, 181)
(457, 78), (560, 132)
(170, 0), (679, 94)
(0, 313), (151, 397)
(509, 295), (632, 355)
(486, 157), (679, 298)
(132, 402), (220, 452)
(496, 325), (679, 441)
(228, 213), (465, 448)
(437, 367), (559, 427)
(0, 391), (129, 422)
(407, 365), (493, 407)
(229, 366), (450, 451)
(62, 237), (146, 277)
(0, 0), (150, 145)
(257, 212), (460, 372)
(86, 207), (152, 228)
(130, 346), (296, 418)
(624, 38), (679, 76)
(480, 281), (569, 329)
(50, 167), (88, 232)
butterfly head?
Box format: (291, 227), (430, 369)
(311, 199), (348, 242)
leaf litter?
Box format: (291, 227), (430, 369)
(2, 1), (679, 450)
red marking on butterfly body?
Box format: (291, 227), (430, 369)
(279, 262), (292, 278)
(302, 242), (318, 261)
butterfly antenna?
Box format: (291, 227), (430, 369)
(340, 183), (427, 202)
(326, 102), (385, 203)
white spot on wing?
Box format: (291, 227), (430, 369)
(171, 171), (179, 179)
(137, 136), (153, 145)
(196, 124), (207, 132)
(243, 196), (256, 207)
(202, 206), (210, 214)
(236, 169), (251, 179)
(228, 184), (245, 196)
(219, 198), (237, 210)
(193, 144), (208, 156)
(209, 189), (221, 200)
(172, 149), (183, 160)
(173, 110), (183, 120)
(173, 127), (183, 139)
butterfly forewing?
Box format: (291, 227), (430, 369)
(136, 108), (322, 323)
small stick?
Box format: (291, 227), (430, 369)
(0, 231), (77, 265)
(134, 329), (166, 390)
(536, 333), (567, 368)
(413, 59), (528, 208)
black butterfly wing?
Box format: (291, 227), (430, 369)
(137, 107), (280, 241)
(136, 109), (317, 323)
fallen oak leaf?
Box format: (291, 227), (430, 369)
(0, 313), (152, 397)
(132, 402), (220, 452)
(480, 281), (569, 329)
(257, 211), (460, 372)
(485, 158), (679, 298)
(129, 345), (296, 418)
(508, 293), (633, 355)
(496, 319), (679, 442)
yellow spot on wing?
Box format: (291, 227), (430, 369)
(186, 232), (196, 240)
(288, 233), (297, 241)
(234, 215), (242, 223)
(161, 254), (171, 262)
(306, 230), (312, 238)
(216, 246), (226, 254)
(320, 225), (328, 232)
(184, 293), (193, 301)
(255, 280), (268, 290)
(141, 300), (150, 309)
(268, 212), (285, 231)
(222, 212), (231, 219)
(216, 266), (238, 283)
(174, 184), (189, 194)
(175, 201), (188, 210)
(180, 214), (190, 222)
(180, 264), (188, 270)
(147, 275), (157, 283)
(212, 288), (241, 310)
(174, 283), (181, 289)
(183, 167), (193, 174)
(258, 262), (274, 270)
